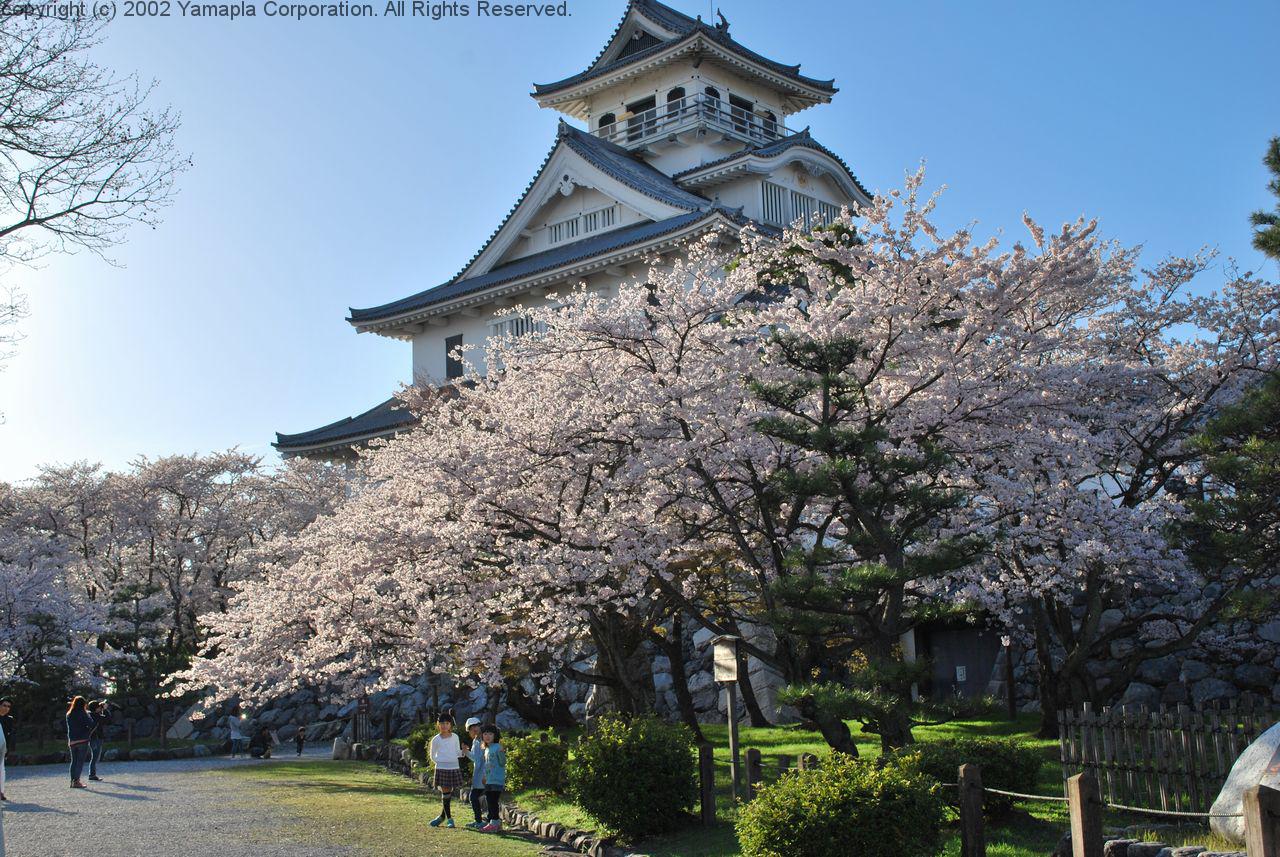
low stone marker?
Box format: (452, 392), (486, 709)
(1210, 721), (1280, 844)
(332, 737), (351, 760)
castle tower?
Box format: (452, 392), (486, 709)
(275, 0), (870, 460)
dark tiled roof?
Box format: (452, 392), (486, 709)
(349, 208), (724, 324)
(533, 0), (836, 98)
(440, 121), (708, 289)
(673, 129), (874, 201)
(274, 397), (416, 451)
(560, 122), (709, 211)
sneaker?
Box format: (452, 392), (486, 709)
(428, 815), (444, 827)
(481, 821), (502, 833)
(465, 821), (485, 830)
(71, 782), (87, 789)
(88, 775), (102, 781)
(445, 819), (456, 828)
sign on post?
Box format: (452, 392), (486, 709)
(709, 634), (743, 801)
(713, 636), (740, 682)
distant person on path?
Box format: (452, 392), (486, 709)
(479, 723), (506, 833)
(66, 696), (97, 789)
(228, 709), (247, 758)
(0, 697), (13, 801)
(248, 726), (274, 759)
(294, 724), (306, 757)
(463, 716), (485, 829)
(427, 711), (466, 829)
(88, 700), (110, 781)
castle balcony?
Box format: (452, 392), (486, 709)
(592, 92), (795, 153)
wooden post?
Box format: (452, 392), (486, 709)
(159, 711), (167, 748)
(1244, 784), (1280, 857)
(1067, 772), (1103, 857)
(800, 752), (819, 771)
(960, 764), (986, 857)
(778, 753), (794, 774)
(1004, 643), (1018, 721)
(698, 744), (716, 827)
(746, 748), (763, 800)
(724, 682), (741, 801)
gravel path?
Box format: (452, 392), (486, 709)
(0, 747), (352, 857)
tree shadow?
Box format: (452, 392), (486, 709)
(2, 801), (74, 814)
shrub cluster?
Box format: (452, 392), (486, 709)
(736, 753), (946, 857)
(507, 730), (569, 793)
(566, 715), (697, 840)
(405, 723), (435, 765)
(899, 736), (1042, 817)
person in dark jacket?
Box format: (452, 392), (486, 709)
(294, 723), (306, 757)
(66, 696), (97, 788)
(248, 726), (274, 759)
(0, 698), (14, 801)
(88, 700), (110, 781)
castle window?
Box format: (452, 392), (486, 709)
(790, 189), (816, 224)
(549, 204), (619, 246)
(445, 334), (464, 380)
(762, 110), (779, 138)
(817, 201), (842, 225)
(762, 181), (789, 226)
(666, 86), (686, 116)
(597, 112), (616, 131)
(729, 94), (754, 135)
(626, 96), (656, 141)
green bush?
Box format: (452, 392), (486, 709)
(737, 753), (946, 857)
(507, 730), (569, 793)
(899, 736), (1042, 817)
(405, 723), (435, 765)
(566, 716), (697, 840)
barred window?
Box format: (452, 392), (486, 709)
(762, 181), (789, 226)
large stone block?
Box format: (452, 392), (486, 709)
(1210, 720), (1280, 843)
(1191, 678), (1238, 707)
(1257, 620), (1280, 644)
(1119, 682), (1162, 708)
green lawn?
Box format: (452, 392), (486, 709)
(219, 760), (543, 857)
(510, 715), (1219, 857)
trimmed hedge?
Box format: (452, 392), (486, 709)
(507, 730), (569, 793)
(566, 715), (697, 840)
(736, 753), (946, 857)
(898, 736), (1042, 817)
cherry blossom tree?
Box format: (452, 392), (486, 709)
(184, 172), (1279, 755)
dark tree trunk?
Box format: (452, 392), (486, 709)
(735, 644), (772, 728)
(658, 615), (705, 743)
(504, 678), (578, 730)
(589, 610), (657, 715)
(794, 694), (858, 757)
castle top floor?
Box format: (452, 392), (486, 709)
(531, 0), (837, 172)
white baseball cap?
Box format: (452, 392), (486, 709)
(464, 717), (482, 729)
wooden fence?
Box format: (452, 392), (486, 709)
(1058, 700), (1280, 814)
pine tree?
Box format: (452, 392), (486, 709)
(1251, 137), (1280, 261)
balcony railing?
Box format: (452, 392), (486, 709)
(592, 93), (795, 149)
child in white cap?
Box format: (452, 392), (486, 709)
(463, 716), (487, 829)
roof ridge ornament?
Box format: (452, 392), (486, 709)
(715, 9), (729, 34)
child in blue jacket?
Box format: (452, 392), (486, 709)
(480, 723), (506, 833)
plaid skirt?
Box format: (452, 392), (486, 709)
(432, 767), (466, 789)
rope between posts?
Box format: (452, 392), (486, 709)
(1102, 802), (1242, 819)
(945, 783), (1242, 816)
(983, 786), (1070, 803)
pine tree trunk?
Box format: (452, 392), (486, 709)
(735, 644), (772, 727)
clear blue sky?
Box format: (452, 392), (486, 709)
(1, 0), (1276, 482)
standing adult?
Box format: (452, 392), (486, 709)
(228, 708), (247, 758)
(0, 698), (13, 801)
(66, 696), (97, 789)
(294, 723), (306, 757)
(88, 700), (110, 781)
